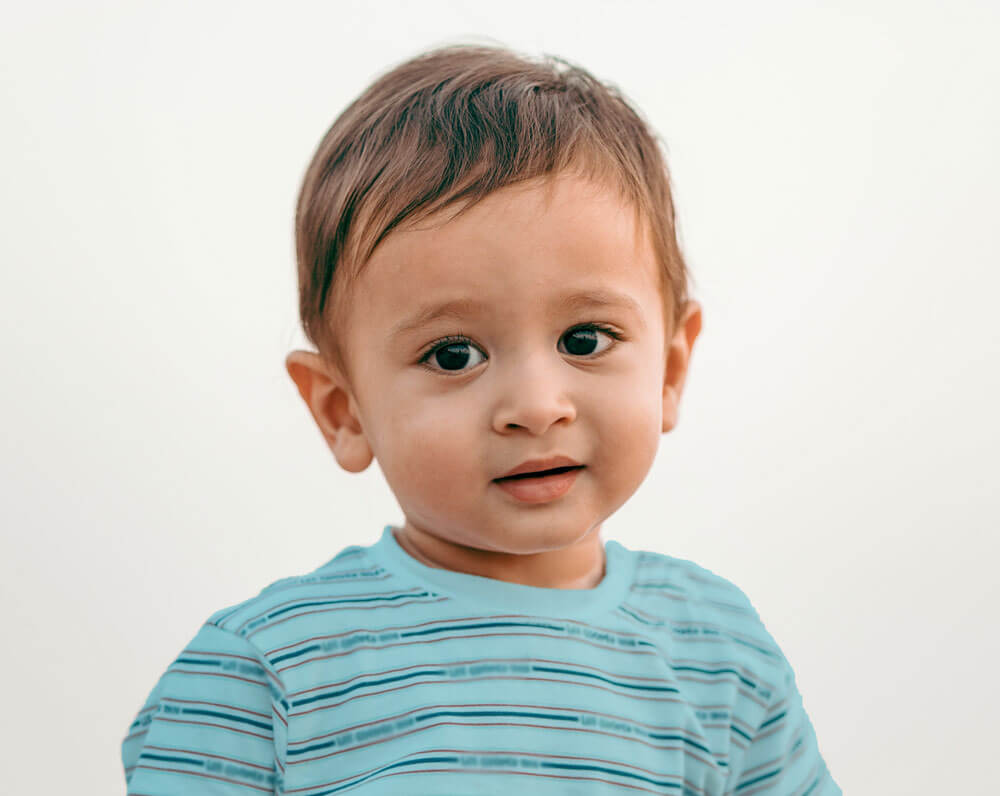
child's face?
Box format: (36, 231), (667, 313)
(287, 172), (701, 584)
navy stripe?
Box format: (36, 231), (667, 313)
(266, 590), (435, 620)
(290, 668), (449, 709)
(138, 752), (205, 767)
(177, 707), (272, 730)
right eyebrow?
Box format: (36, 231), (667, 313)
(388, 298), (489, 341)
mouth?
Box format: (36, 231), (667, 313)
(494, 465), (584, 482)
(493, 465), (584, 503)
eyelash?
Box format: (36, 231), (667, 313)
(417, 323), (625, 373)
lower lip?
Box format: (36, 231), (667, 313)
(493, 467), (583, 504)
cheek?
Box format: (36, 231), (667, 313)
(592, 374), (662, 470)
(613, 399), (661, 448)
(382, 403), (478, 501)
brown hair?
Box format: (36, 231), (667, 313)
(294, 43), (692, 385)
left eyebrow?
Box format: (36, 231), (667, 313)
(557, 289), (644, 321)
(388, 289), (644, 341)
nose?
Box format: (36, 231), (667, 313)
(491, 353), (577, 435)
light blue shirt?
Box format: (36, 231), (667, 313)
(122, 525), (840, 794)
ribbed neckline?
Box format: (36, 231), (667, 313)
(370, 524), (634, 616)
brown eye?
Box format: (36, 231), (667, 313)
(419, 336), (486, 373)
(558, 324), (621, 357)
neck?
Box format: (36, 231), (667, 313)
(391, 524), (606, 589)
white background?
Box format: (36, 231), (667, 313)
(3, 1), (998, 793)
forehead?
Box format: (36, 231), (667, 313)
(351, 173), (660, 327)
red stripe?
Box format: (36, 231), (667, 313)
(234, 573), (395, 633)
(290, 699), (699, 746)
(289, 671), (688, 723)
(289, 718), (721, 772)
(168, 668), (267, 687)
(247, 595), (447, 641)
(283, 759), (689, 795)
(154, 716), (272, 741)
(278, 629), (658, 675)
(162, 697), (270, 719)
(132, 764), (273, 792)
(287, 650), (664, 698)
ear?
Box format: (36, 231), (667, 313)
(285, 350), (374, 473)
(662, 300), (703, 434)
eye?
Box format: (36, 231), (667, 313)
(558, 323), (623, 357)
(418, 335), (487, 374)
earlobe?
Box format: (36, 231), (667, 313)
(285, 350), (374, 473)
(661, 300), (703, 434)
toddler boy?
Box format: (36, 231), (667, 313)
(122, 44), (840, 795)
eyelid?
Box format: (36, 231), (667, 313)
(579, 322), (625, 342)
(417, 332), (480, 360)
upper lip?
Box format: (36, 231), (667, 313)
(495, 455), (584, 480)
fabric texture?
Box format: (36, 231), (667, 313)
(122, 525), (840, 795)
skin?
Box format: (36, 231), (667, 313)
(286, 172), (702, 589)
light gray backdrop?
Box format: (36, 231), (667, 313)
(2, 1), (997, 793)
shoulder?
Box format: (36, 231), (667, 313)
(202, 542), (382, 641)
(623, 546), (789, 678)
(628, 546), (761, 617)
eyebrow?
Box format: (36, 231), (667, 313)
(389, 289), (645, 340)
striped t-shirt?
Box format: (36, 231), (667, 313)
(122, 525), (840, 795)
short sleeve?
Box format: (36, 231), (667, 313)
(728, 661), (841, 795)
(121, 621), (285, 795)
